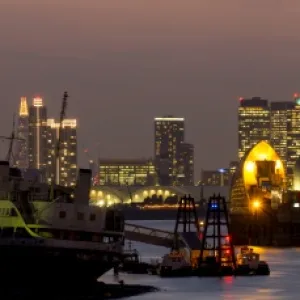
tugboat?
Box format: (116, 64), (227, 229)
(235, 246), (270, 275)
(159, 249), (194, 277)
(0, 162), (125, 285)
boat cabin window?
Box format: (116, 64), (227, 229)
(77, 212), (84, 220)
(90, 213), (96, 221)
(59, 211), (66, 219)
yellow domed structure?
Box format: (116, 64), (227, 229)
(230, 141), (286, 214)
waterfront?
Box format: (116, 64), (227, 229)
(102, 220), (300, 300)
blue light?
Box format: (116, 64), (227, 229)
(218, 168), (225, 173)
(211, 204), (218, 209)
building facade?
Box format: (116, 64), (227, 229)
(98, 159), (156, 186)
(46, 119), (77, 186)
(177, 143), (194, 185)
(238, 97), (270, 160)
(154, 116), (194, 186)
(270, 101), (294, 172)
(28, 97), (48, 176)
(15, 97), (29, 169)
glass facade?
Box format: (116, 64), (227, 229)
(238, 97), (270, 160)
(98, 159), (156, 186)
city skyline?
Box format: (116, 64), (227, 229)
(2, 1), (300, 181)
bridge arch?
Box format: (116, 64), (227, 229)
(131, 186), (188, 203)
(89, 187), (126, 207)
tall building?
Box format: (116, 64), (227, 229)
(177, 143), (194, 185)
(47, 119), (77, 187)
(15, 97), (29, 169)
(287, 94), (300, 183)
(154, 116), (185, 185)
(238, 97), (270, 160)
(270, 101), (294, 170)
(97, 159), (156, 186)
(28, 97), (48, 176)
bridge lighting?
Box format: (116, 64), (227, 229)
(97, 199), (105, 207)
(253, 200), (260, 209)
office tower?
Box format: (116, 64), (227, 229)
(28, 97), (48, 176)
(154, 116), (186, 185)
(47, 119), (77, 187)
(238, 97), (270, 160)
(287, 94), (300, 185)
(97, 159), (156, 186)
(15, 97), (29, 169)
(177, 143), (194, 185)
(270, 101), (294, 171)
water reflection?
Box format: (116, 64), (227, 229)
(101, 220), (300, 299)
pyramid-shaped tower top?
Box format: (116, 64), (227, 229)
(19, 97), (28, 117)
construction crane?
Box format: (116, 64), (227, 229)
(55, 91), (68, 185)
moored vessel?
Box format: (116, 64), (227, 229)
(0, 161), (124, 285)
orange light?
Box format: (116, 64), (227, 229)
(253, 200), (260, 209)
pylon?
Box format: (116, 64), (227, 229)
(198, 194), (236, 274)
(173, 194), (200, 250)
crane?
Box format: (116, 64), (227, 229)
(55, 91), (68, 185)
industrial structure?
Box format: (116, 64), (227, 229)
(230, 140), (300, 246)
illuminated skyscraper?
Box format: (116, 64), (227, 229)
(177, 143), (194, 185)
(28, 97), (48, 175)
(15, 97), (29, 169)
(238, 97), (270, 160)
(46, 119), (77, 186)
(270, 101), (294, 171)
(154, 116), (186, 185)
(287, 94), (300, 184)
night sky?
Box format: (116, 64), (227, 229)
(1, 1), (300, 181)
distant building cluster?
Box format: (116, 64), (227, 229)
(238, 95), (300, 187)
(96, 116), (195, 187)
(14, 97), (77, 187)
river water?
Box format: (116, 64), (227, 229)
(102, 220), (300, 300)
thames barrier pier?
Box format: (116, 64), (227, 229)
(230, 141), (300, 246)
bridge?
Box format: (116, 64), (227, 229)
(124, 223), (199, 249)
(124, 223), (175, 248)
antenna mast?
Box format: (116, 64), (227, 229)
(55, 91), (68, 185)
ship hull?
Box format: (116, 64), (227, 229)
(0, 243), (121, 285)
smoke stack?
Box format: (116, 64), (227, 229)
(74, 169), (92, 205)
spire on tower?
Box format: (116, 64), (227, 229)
(19, 97), (29, 117)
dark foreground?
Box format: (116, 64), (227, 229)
(3, 281), (158, 299)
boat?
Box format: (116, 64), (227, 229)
(119, 249), (154, 274)
(159, 249), (194, 277)
(0, 161), (125, 285)
(235, 246), (270, 275)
